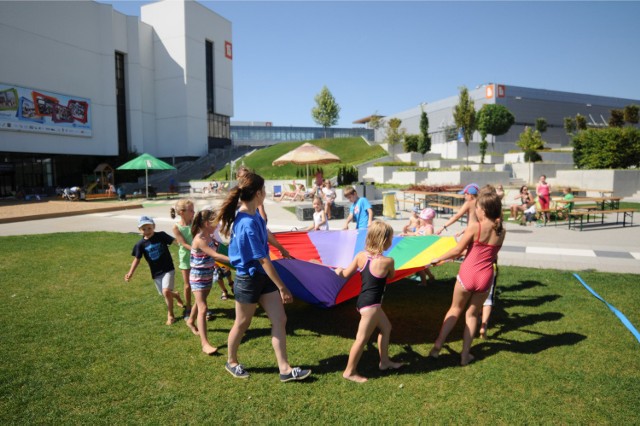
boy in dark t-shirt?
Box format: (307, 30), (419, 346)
(125, 216), (184, 325)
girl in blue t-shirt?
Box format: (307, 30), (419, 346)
(217, 172), (311, 382)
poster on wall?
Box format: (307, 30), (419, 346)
(0, 83), (92, 137)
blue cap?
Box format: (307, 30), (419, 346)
(459, 183), (479, 195)
(137, 215), (155, 228)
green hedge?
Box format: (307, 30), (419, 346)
(572, 127), (640, 169)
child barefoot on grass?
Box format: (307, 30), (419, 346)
(186, 208), (230, 355)
(335, 220), (405, 383)
(171, 199), (195, 319)
(429, 190), (506, 366)
(125, 216), (184, 325)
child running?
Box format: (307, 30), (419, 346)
(187, 208), (230, 355)
(335, 220), (404, 383)
(428, 190), (506, 366)
(218, 171), (311, 382)
(125, 215), (184, 325)
(171, 199), (195, 319)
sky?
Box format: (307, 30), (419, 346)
(97, 0), (640, 127)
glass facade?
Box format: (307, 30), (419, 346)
(230, 125), (373, 146)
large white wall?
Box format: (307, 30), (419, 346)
(0, 1), (119, 155)
(0, 0), (233, 159)
(141, 0), (233, 158)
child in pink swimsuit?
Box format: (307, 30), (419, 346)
(536, 174), (551, 224)
(428, 189), (506, 366)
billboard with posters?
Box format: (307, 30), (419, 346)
(0, 83), (92, 137)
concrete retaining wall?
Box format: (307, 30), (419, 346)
(510, 163), (575, 183)
(555, 170), (640, 197)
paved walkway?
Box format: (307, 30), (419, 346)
(0, 198), (638, 274)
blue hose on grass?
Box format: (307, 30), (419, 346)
(573, 273), (640, 344)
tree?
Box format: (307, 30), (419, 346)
(403, 134), (419, 153)
(418, 108), (431, 156)
(609, 109), (625, 128)
(311, 86), (340, 138)
(367, 112), (384, 141)
(624, 104), (639, 125)
(516, 126), (545, 163)
(476, 104), (515, 163)
(564, 117), (576, 135)
(575, 114), (587, 131)
(536, 117), (548, 134)
(384, 118), (405, 159)
(453, 86), (476, 166)
(368, 112), (384, 130)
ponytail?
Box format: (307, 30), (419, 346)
(218, 186), (242, 237)
(191, 208), (216, 237)
(493, 217), (503, 237)
(218, 172), (265, 237)
(477, 192), (504, 236)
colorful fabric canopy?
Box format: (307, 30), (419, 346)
(269, 229), (457, 308)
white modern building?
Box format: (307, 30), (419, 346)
(0, 0), (233, 195)
(377, 84), (640, 159)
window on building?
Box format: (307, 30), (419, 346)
(115, 52), (128, 157)
(205, 40), (214, 114)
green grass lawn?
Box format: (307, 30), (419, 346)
(212, 137), (387, 181)
(1, 233), (639, 423)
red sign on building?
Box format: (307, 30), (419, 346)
(225, 41), (233, 60)
(497, 84), (506, 98)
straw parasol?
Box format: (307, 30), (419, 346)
(272, 143), (341, 187)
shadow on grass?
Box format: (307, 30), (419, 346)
(281, 277), (585, 376)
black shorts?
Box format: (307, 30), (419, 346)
(234, 273), (278, 304)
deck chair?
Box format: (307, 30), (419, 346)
(273, 185), (282, 199)
(280, 185), (304, 201)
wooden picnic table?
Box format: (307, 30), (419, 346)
(556, 196), (621, 211)
(574, 189), (615, 197)
(398, 190), (466, 211)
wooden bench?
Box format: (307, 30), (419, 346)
(568, 208), (636, 231)
(396, 195), (423, 211)
(85, 193), (116, 201)
(429, 202), (460, 215)
(428, 202), (466, 225)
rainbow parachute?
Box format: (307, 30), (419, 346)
(269, 230), (456, 308)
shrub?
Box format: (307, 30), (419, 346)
(403, 134), (420, 153)
(372, 161), (416, 167)
(572, 127), (640, 169)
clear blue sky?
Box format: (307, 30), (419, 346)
(98, 1), (640, 127)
